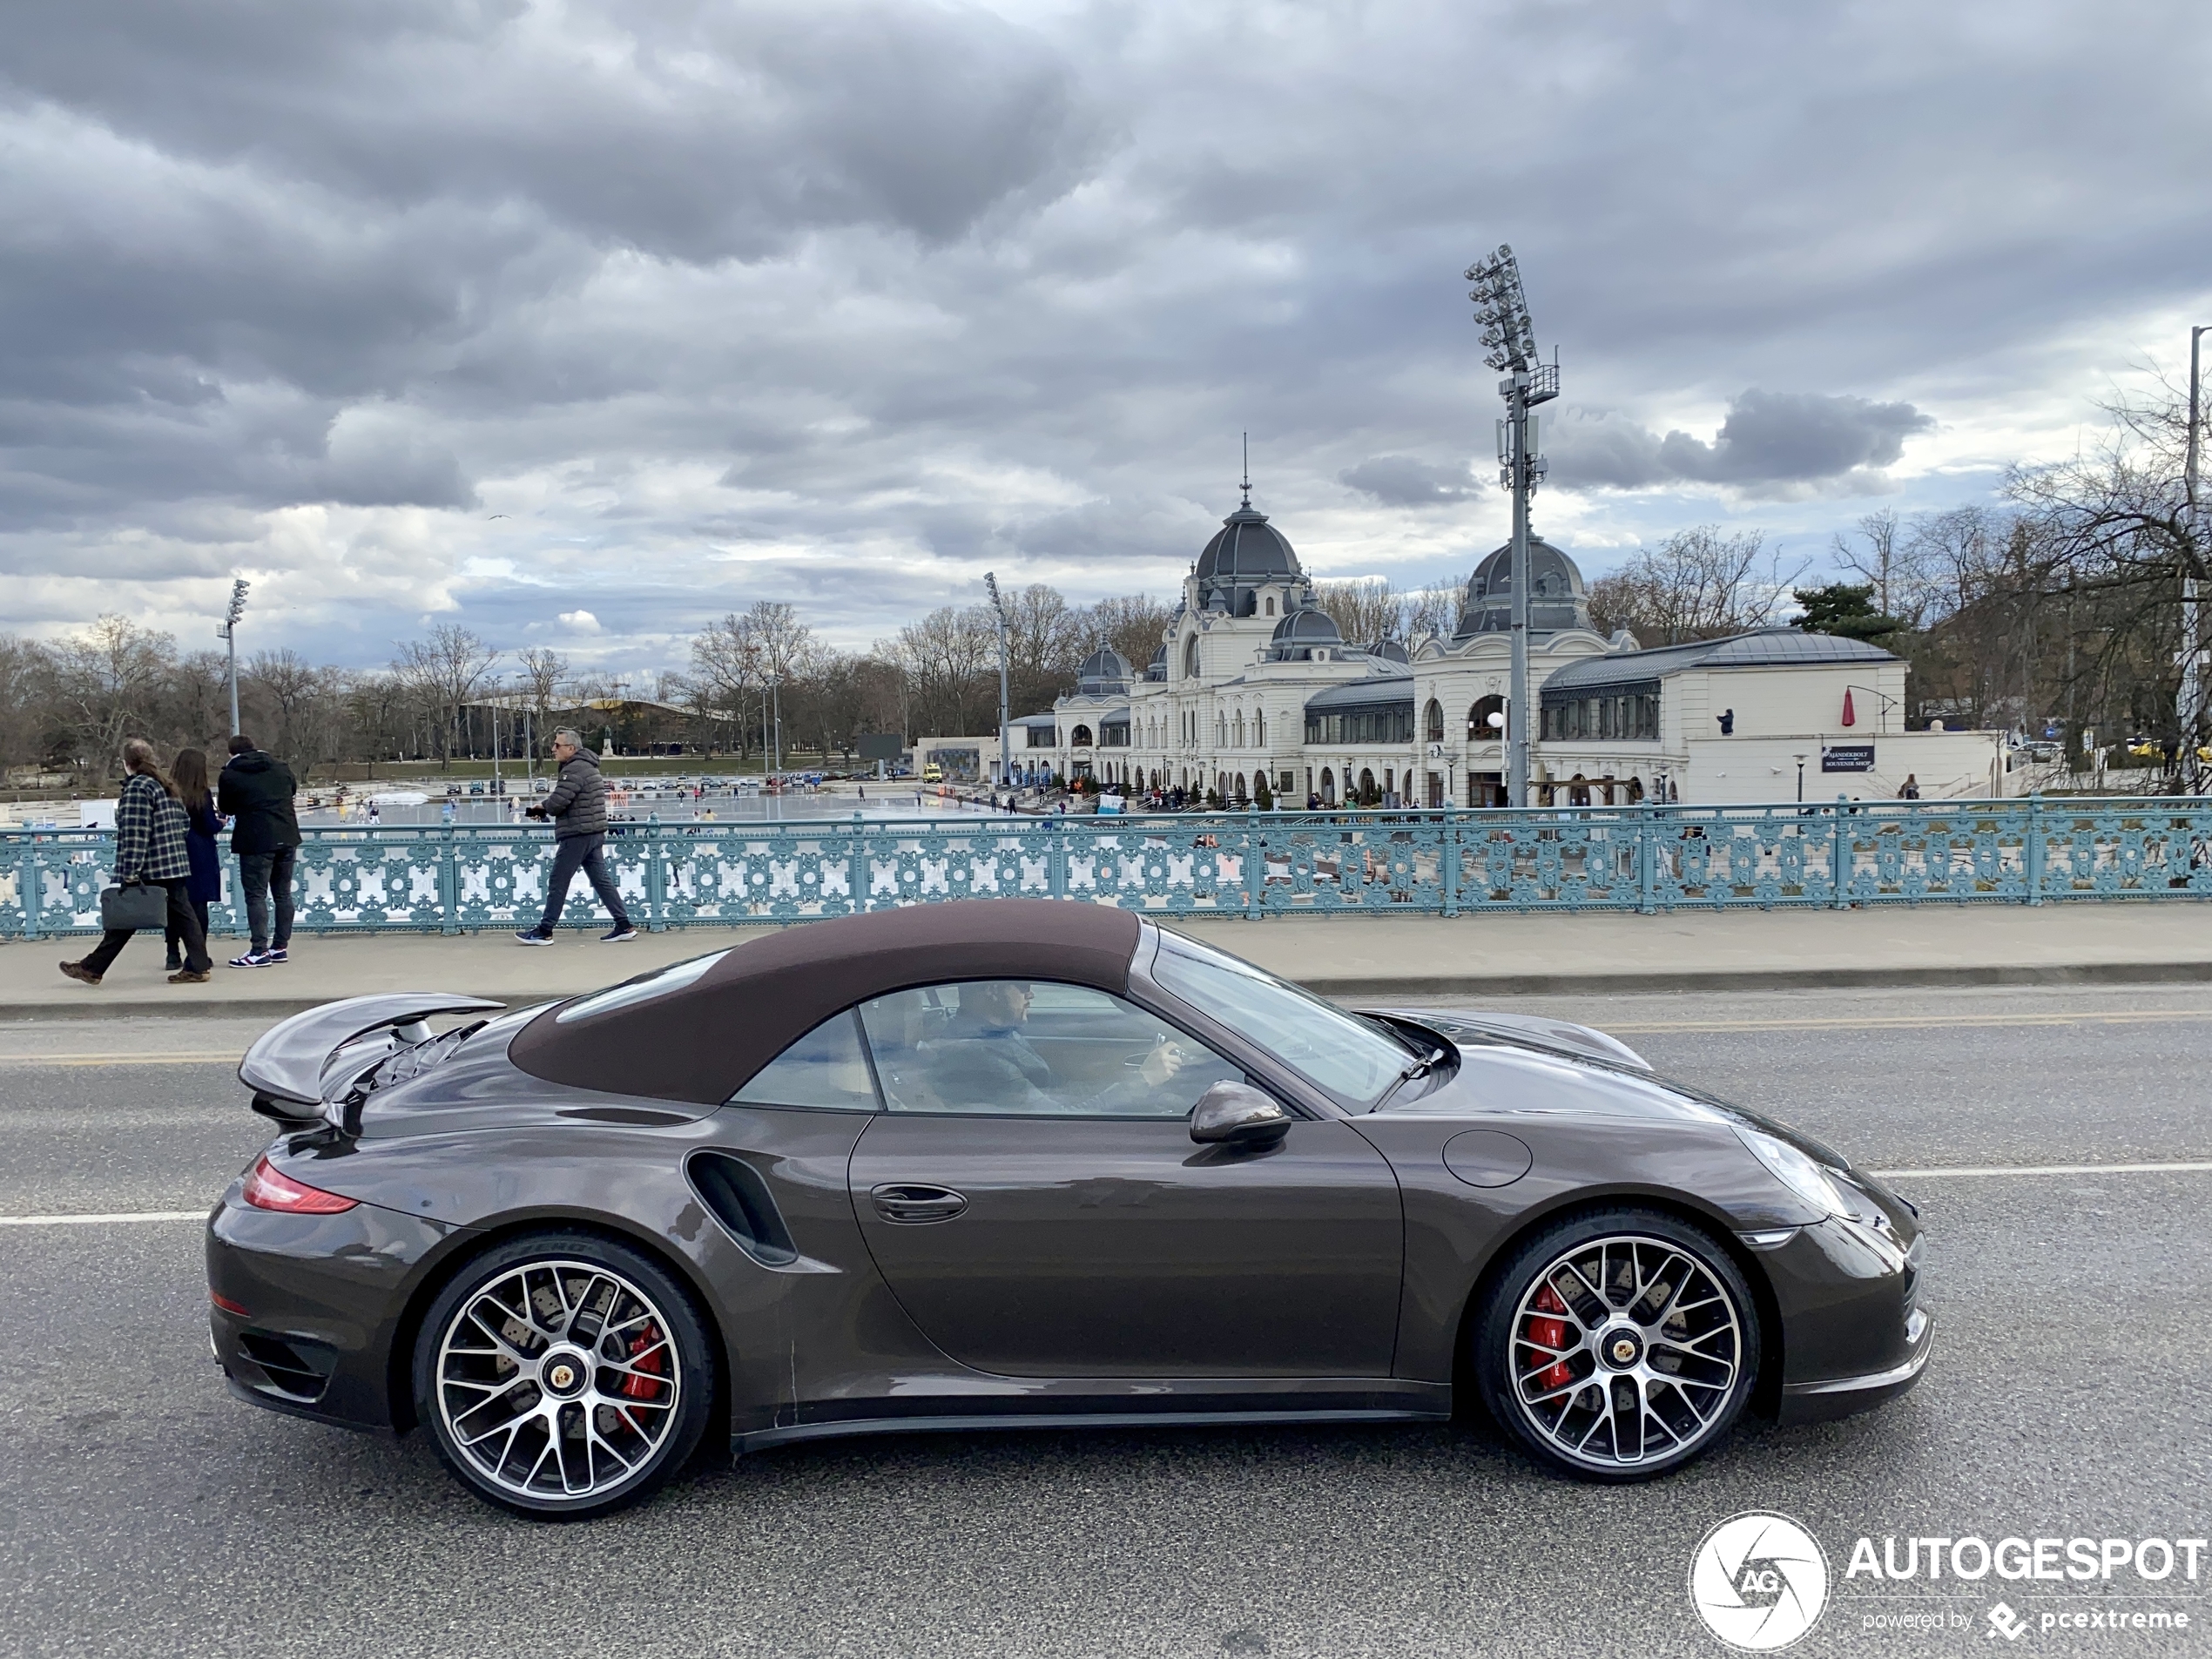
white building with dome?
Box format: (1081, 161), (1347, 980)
(1009, 493), (2007, 806)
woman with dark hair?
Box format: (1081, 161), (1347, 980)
(59, 738), (212, 987)
(165, 747), (225, 973)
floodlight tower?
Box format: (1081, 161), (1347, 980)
(1465, 246), (1556, 808)
(983, 572), (1012, 788)
(218, 577), (251, 738)
(2183, 325), (2210, 793)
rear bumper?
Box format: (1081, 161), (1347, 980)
(206, 1190), (462, 1433)
(1777, 1306), (1933, 1425)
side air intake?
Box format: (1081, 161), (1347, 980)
(685, 1152), (799, 1266)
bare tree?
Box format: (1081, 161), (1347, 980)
(1315, 578), (1404, 646)
(883, 605), (996, 736)
(1405, 572), (1471, 642)
(515, 647), (569, 724)
(1076, 594), (1174, 683)
(687, 614), (760, 759)
(1830, 508), (1935, 624)
(49, 616), (176, 773)
(1586, 527), (1803, 644)
(390, 624), (500, 768)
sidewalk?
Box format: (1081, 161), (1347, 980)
(3, 903), (2209, 1017)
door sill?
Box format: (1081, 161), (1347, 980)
(734, 1405), (1450, 1454)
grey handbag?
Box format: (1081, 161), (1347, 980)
(99, 881), (169, 932)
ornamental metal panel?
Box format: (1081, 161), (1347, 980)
(6, 796), (2212, 938)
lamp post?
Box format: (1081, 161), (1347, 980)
(218, 577), (250, 737)
(2182, 325), (2211, 793)
(1794, 752), (1807, 804)
(1466, 246), (1557, 808)
(984, 572), (1012, 789)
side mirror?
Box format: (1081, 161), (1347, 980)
(1190, 1081), (1291, 1150)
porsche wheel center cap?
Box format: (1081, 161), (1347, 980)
(541, 1352), (588, 1396)
(1602, 1329), (1642, 1369)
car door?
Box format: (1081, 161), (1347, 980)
(847, 980), (1404, 1379)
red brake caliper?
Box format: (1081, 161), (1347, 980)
(620, 1322), (666, 1401)
(1529, 1285), (1573, 1392)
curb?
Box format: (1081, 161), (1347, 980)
(7, 958), (2212, 1021)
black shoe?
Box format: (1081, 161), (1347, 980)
(601, 926), (639, 942)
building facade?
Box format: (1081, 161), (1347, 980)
(1014, 497), (2006, 806)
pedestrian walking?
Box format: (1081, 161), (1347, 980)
(59, 739), (212, 986)
(218, 732), (301, 968)
(165, 747), (224, 973)
(1898, 773), (1921, 800)
(516, 728), (637, 944)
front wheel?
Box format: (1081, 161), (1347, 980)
(413, 1231), (714, 1520)
(1475, 1208), (1760, 1481)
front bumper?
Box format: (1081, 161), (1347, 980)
(206, 1190), (464, 1433)
(1778, 1306), (1933, 1425)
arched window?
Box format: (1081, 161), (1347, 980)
(1255, 710), (1265, 745)
(1216, 714), (1226, 745)
(1358, 767), (1377, 803)
(1233, 711), (1244, 746)
(1424, 698), (1444, 743)
(1264, 597), (1276, 617)
(1071, 725), (1094, 747)
(1319, 766), (1335, 805)
(1469, 694), (1505, 740)
(1183, 636), (1201, 679)
(1234, 772), (1248, 802)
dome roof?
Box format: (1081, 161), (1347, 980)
(1265, 604), (1343, 661)
(1197, 505), (1300, 585)
(1455, 535), (1592, 637)
(1366, 638), (1410, 664)
(1144, 645), (1168, 683)
(1075, 644), (1132, 695)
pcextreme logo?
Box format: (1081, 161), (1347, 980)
(1689, 1512), (1831, 1651)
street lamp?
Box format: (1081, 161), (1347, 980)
(2182, 325), (2211, 792)
(1793, 752), (1807, 803)
(218, 577), (250, 738)
(1466, 245), (1558, 809)
(983, 572), (1012, 790)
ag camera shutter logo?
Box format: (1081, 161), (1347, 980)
(1689, 1513), (1831, 1650)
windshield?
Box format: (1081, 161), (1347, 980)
(1150, 929), (1413, 1105)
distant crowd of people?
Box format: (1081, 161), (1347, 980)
(56, 723), (646, 988)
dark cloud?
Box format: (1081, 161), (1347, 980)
(1545, 391), (1933, 495)
(1339, 455), (1480, 507)
(0, 0), (2205, 662)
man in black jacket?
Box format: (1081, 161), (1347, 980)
(217, 733), (301, 968)
(516, 729), (637, 943)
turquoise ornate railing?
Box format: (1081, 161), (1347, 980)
(3, 797), (2209, 938)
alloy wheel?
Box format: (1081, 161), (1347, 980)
(1507, 1232), (1744, 1471)
(433, 1258), (683, 1504)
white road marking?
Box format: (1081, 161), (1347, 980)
(0, 1054), (238, 1067)
(0, 1210), (205, 1226)
(1872, 1160), (2212, 1180)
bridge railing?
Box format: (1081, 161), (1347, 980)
(3, 797), (2209, 938)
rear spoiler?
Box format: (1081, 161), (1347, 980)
(240, 995), (508, 1121)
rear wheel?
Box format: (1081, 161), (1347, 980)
(1475, 1208), (1759, 1482)
(413, 1232), (713, 1520)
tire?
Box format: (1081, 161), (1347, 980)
(413, 1231), (715, 1520)
(1474, 1207), (1760, 1482)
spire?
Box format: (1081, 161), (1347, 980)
(1240, 432), (1251, 509)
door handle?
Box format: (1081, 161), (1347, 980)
(870, 1183), (968, 1224)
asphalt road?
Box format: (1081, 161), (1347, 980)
(2, 984), (2209, 1657)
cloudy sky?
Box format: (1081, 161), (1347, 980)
(4, 0), (2209, 674)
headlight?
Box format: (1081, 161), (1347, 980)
(1735, 1126), (1853, 1218)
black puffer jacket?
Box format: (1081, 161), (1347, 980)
(541, 749), (608, 840)
(217, 751), (302, 854)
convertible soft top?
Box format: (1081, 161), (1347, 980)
(509, 899), (1143, 1104)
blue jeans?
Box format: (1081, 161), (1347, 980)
(535, 834), (630, 932)
(237, 846), (296, 953)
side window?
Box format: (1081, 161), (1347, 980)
(728, 1010), (880, 1110)
(856, 981), (1241, 1119)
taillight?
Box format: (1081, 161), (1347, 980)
(241, 1155), (357, 1215)
(210, 1291), (250, 1316)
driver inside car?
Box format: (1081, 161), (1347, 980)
(927, 981), (1196, 1115)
